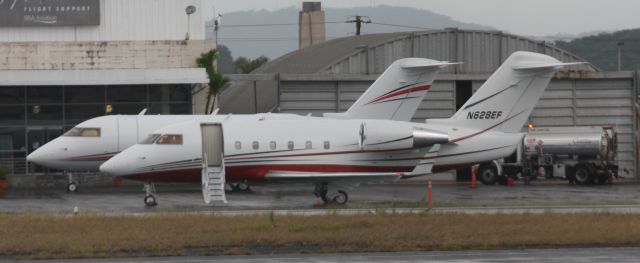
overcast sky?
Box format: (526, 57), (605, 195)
(204, 0), (640, 36)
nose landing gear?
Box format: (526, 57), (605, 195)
(143, 183), (157, 207)
(65, 171), (79, 192)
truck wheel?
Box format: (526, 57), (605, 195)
(478, 163), (498, 185)
(573, 165), (593, 185)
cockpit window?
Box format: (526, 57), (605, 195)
(156, 134), (183, 145)
(63, 127), (101, 137)
(141, 134), (161, 144)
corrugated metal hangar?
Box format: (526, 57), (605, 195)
(221, 29), (638, 179)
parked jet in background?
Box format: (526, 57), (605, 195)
(101, 52), (580, 206)
(27, 57), (450, 192)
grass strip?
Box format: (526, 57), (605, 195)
(2, 212), (640, 259)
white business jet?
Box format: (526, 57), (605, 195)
(100, 52), (580, 206)
(27, 57), (450, 193)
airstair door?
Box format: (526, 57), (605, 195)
(200, 123), (226, 204)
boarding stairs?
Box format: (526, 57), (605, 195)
(202, 153), (227, 204)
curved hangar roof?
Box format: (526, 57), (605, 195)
(255, 29), (598, 74)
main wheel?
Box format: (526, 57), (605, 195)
(237, 182), (251, 191)
(478, 163), (499, 185)
(144, 195), (157, 207)
(67, 182), (78, 192)
(574, 165), (593, 185)
(332, 190), (348, 205)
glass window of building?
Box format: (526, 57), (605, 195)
(149, 84), (191, 102)
(65, 86), (106, 103)
(107, 85), (147, 103)
(26, 86), (63, 104)
(27, 105), (63, 125)
(65, 105), (105, 126)
(0, 87), (25, 104)
(0, 106), (26, 126)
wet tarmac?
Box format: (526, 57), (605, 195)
(17, 247), (640, 263)
(1, 179), (640, 214)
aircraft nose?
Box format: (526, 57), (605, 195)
(99, 161), (120, 176)
(26, 148), (48, 165)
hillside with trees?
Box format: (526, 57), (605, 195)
(554, 28), (640, 71)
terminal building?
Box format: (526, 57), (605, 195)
(0, 0), (213, 182)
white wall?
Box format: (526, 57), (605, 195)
(0, 0), (206, 42)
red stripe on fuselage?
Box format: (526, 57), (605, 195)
(365, 85), (431, 105)
(120, 164), (413, 183)
(65, 154), (117, 161)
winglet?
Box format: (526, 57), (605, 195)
(210, 108), (220, 116)
(138, 108), (147, 115)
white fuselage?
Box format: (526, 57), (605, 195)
(100, 115), (523, 183)
(26, 114), (305, 171)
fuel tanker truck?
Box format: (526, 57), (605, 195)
(477, 126), (618, 185)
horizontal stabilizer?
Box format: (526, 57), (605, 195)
(401, 61), (462, 69)
(512, 62), (585, 70)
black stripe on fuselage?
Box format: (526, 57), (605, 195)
(462, 83), (519, 110)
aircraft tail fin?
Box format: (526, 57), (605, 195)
(324, 58), (455, 121)
(449, 51), (582, 133)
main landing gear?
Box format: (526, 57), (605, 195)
(314, 182), (349, 205)
(66, 171), (78, 192)
(143, 183), (157, 207)
(229, 181), (251, 192)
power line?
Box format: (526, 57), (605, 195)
(370, 22), (436, 30)
(207, 21), (345, 28)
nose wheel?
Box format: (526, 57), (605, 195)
(144, 195), (157, 207)
(65, 171), (78, 192)
(67, 182), (78, 192)
(143, 183), (157, 207)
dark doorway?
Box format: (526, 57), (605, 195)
(455, 80), (473, 181)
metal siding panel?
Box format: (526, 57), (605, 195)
(575, 117), (632, 125)
(576, 98), (633, 107)
(531, 108), (573, 117)
(575, 108), (631, 117)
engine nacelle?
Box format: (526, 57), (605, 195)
(360, 121), (449, 151)
(413, 128), (449, 148)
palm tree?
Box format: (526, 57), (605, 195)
(196, 49), (229, 114)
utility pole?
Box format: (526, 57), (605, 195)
(617, 41), (624, 71)
(347, 15), (371, 35)
(214, 14), (221, 47)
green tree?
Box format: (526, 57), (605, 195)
(234, 56), (269, 74)
(196, 49), (230, 114)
